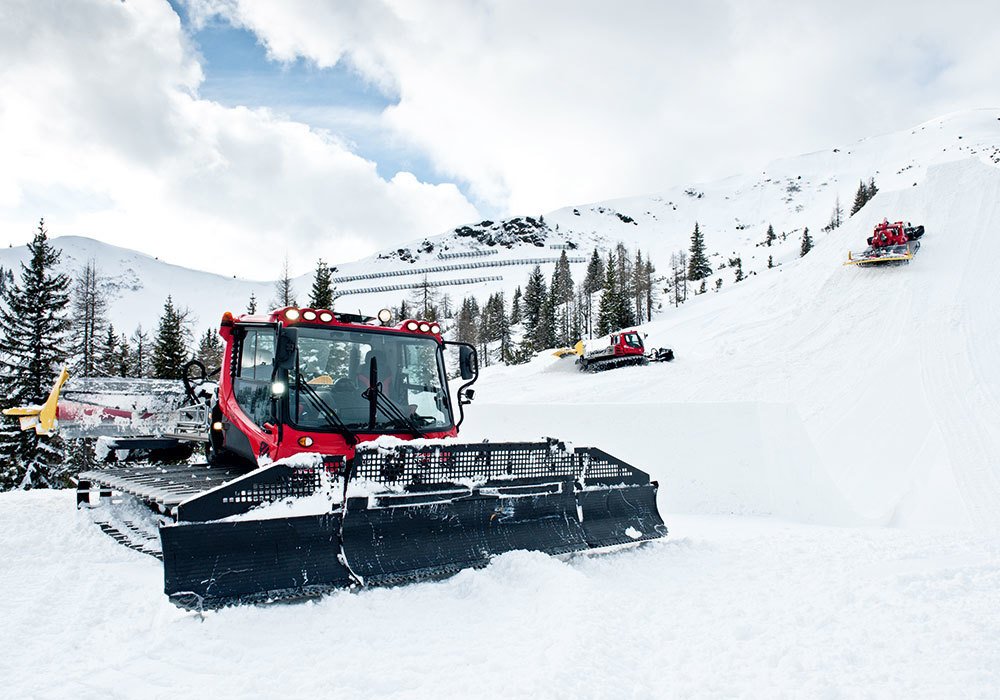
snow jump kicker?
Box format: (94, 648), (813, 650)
(10, 306), (668, 610)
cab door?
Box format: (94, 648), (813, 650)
(231, 326), (279, 463)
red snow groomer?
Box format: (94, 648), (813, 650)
(845, 219), (925, 267)
(10, 307), (667, 609)
(574, 330), (657, 371)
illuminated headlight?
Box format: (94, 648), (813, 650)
(302, 310), (317, 321)
(377, 308), (393, 324)
(419, 322), (431, 333)
(211, 421), (223, 432)
(405, 321), (418, 331)
(271, 380), (286, 395)
(297, 436), (314, 448)
(284, 308), (300, 321)
(319, 311), (333, 323)
(430, 323), (441, 334)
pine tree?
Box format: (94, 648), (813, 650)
(642, 257), (658, 322)
(196, 328), (223, 370)
(867, 177), (878, 200)
(247, 292), (258, 315)
(582, 248), (605, 337)
(800, 227), (814, 257)
(0, 219), (71, 490)
(765, 224), (777, 247)
(687, 222), (712, 280)
(729, 256), (744, 283)
(767, 255), (774, 269)
(152, 296), (189, 379)
(669, 250), (689, 307)
(455, 296), (480, 347)
(510, 287), (522, 324)
(850, 180), (869, 216)
(535, 288), (557, 351)
(826, 196), (844, 231)
(115, 333), (131, 377)
(596, 251), (618, 335)
(96, 324), (119, 376)
(714, 278), (723, 292)
(522, 265), (546, 340)
(70, 260), (108, 377)
(130, 325), (151, 378)
(550, 251), (574, 346)
(398, 298), (411, 319)
(408, 276), (440, 320)
(308, 258), (334, 309)
(270, 256), (297, 309)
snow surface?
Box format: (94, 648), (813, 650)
(2, 112), (1000, 697)
(0, 490), (997, 699)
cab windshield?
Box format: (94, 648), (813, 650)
(290, 327), (452, 433)
(622, 332), (643, 349)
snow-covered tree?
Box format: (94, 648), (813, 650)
(800, 227), (814, 257)
(0, 219), (71, 490)
(270, 256), (297, 309)
(70, 260), (108, 377)
(408, 276), (440, 320)
(195, 328), (223, 370)
(130, 325), (151, 378)
(152, 296), (189, 379)
(308, 259), (334, 309)
(247, 292), (258, 315)
(687, 222), (712, 280)
(765, 224), (777, 247)
(96, 324), (120, 376)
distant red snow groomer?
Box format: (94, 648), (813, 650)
(574, 330), (670, 371)
(8, 306), (668, 610)
(846, 219), (925, 267)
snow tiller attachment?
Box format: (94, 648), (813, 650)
(55, 305), (668, 610)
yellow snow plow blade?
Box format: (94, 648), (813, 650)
(2, 367), (69, 436)
(552, 340), (586, 358)
(844, 244), (914, 266)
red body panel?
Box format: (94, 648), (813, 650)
(218, 308), (457, 466)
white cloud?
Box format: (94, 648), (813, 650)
(187, 0), (1000, 214)
(0, 0), (478, 278)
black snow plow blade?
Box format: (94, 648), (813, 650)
(156, 441), (667, 610)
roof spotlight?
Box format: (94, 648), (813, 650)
(377, 308), (393, 324)
(419, 322), (431, 333)
(302, 310), (317, 321)
(284, 308), (300, 321)
(319, 311), (333, 323)
(405, 321), (418, 331)
(430, 323), (441, 334)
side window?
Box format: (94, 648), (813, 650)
(234, 328), (275, 428)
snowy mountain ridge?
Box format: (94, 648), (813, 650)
(1, 108), (997, 336)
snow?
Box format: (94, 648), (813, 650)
(1, 490), (997, 699)
(2, 111), (1000, 696)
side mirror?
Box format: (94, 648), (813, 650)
(275, 328), (298, 370)
(459, 344), (478, 380)
(460, 388), (475, 404)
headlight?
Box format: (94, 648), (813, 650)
(302, 310), (317, 321)
(284, 308), (300, 321)
(377, 308), (392, 324)
(319, 311), (333, 323)
(418, 322), (430, 333)
(430, 323), (441, 334)
(211, 421), (223, 432)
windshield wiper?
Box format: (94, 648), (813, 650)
(361, 357), (425, 437)
(296, 373), (357, 443)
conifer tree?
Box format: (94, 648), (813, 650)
(70, 259), (107, 377)
(152, 296), (189, 379)
(596, 251), (618, 335)
(308, 259), (334, 309)
(510, 287), (522, 325)
(867, 177), (878, 200)
(800, 227), (814, 257)
(765, 224), (777, 247)
(247, 292), (258, 315)
(767, 255), (774, 269)
(0, 219), (71, 489)
(97, 324), (119, 376)
(115, 332), (132, 377)
(196, 328), (224, 370)
(687, 222), (712, 280)
(455, 297), (480, 347)
(130, 325), (151, 378)
(398, 298), (410, 319)
(522, 265), (546, 340)
(550, 251), (574, 346)
(535, 289), (557, 351)
(409, 276), (440, 320)
(850, 180), (869, 216)
(582, 248), (605, 337)
(729, 256), (744, 283)
(270, 256), (297, 309)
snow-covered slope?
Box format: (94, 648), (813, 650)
(2, 109), (997, 337)
(466, 158), (1000, 532)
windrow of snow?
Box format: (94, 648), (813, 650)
(468, 158), (1000, 532)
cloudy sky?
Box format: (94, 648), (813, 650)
(1, 0), (997, 279)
